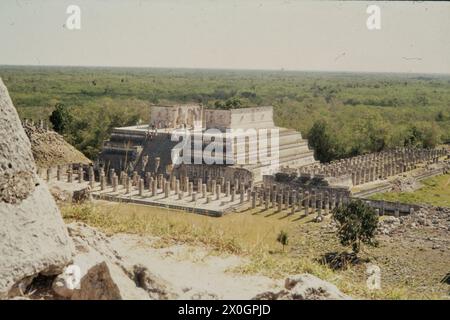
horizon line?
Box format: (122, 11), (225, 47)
(1, 63), (450, 77)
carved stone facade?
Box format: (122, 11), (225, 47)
(150, 105), (203, 129)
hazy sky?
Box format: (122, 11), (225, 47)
(1, 0), (449, 73)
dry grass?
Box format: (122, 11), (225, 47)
(61, 200), (449, 300)
(62, 200), (291, 255)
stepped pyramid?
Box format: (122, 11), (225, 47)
(99, 105), (316, 184)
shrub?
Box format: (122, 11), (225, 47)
(277, 230), (289, 252)
(332, 200), (378, 254)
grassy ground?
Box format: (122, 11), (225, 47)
(61, 200), (449, 299)
(370, 174), (450, 208)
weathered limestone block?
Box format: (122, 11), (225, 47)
(71, 261), (148, 300)
(0, 78), (74, 298)
(284, 274), (351, 300)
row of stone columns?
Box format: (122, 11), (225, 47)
(250, 185), (351, 217)
(298, 147), (448, 184)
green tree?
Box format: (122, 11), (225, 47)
(307, 120), (339, 162)
(276, 230), (289, 252)
(49, 103), (72, 134)
(332, 200), (378, 255)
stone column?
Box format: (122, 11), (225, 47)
(216, 184), (221, 201)
(284, 190), (289, 210)
(175, 179), (180, 195)
(231, 188), (235, 202)
(272, 189), (277, 208)
(225, 181), (231, 197)
(184, 177), (189, 192)
(138, 178), (144, 196)
(152, 179), (157, 196)
(178, 191), (184, 200)
(317, 195), (322, 216)
(202, 184), (207, 198)
(57, 165), (61, 181)
(291, 191), (297, 215)
(100, 175), (105, 191)
(297, 194), (303, 213)
(109, 169), (115, 185)
(305, 192), (310, 216)
(164, 180), (170, 198)
(145, 172), (152, 188)
(251, 191), (256, 208)
(211, 180), (216, 196)
(78, 167), (84, 183)
(126, 177), (131, 194)
(89, 171), (95, 189)
(149, 177), (154, 193)
(192, 192), (197, 202)
(171, 176), (176, 191)
(265, 192), (269, 210)
(132, 171), (138, 185)
(240, 178), (245, 192)
(67, 168), (73, 183)
(277, 193), (282, 213)
(113, 175), (118, 192)
(158, 174), (164, 189)
(188, 182), (193, 197)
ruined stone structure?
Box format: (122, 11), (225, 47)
(296, 147), (447, 187)
(265, 147), (449, 205)
(95, 105), (449, 217)
(100, 105), (317, 186)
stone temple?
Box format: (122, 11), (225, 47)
(99, 105), (317, 185)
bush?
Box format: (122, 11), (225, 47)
(332, 200), (378, 254)
(276, 230), (289, 252)
(49, 103), (72, 134)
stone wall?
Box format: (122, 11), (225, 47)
(150, 105), (203, 129)
(205, 106), (275, 130)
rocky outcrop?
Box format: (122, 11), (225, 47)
(253, 274), (351, 300)
(0, 78), (74, 298)
(131, 264), (177, 300)
(71, 261), (149, 300)
(51, 222), (158, 300)
(49, 183), (92, 204)
(23, 123), (90, 170)
(377, 205), (450, 236)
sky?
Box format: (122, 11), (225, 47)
(1, 0), (449, 74)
